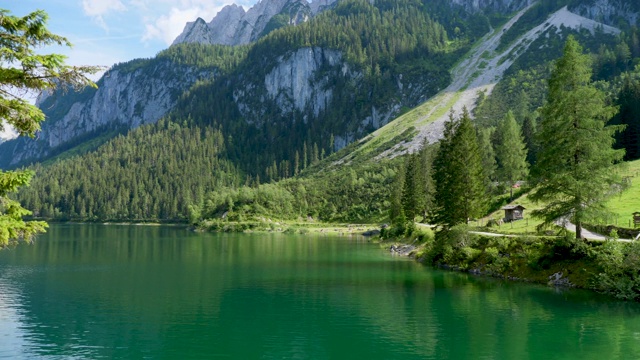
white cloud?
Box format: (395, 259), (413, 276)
(81, 0), (127, 16)
(143, 7), (203, 44)
(82, 0), (127, 32)
(79, 0), (257, 46)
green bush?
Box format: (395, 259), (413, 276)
(593, 240), (640, 300)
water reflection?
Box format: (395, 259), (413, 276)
(0, 225), (639, 359)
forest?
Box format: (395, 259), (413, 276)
(4, 0), (640, 231)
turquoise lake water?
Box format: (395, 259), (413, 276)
(1, 224), (640, 359)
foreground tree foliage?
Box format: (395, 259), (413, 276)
(433, 108), (488, 227)
(530, 36), (624, 239)
(0, 9), (99, 247)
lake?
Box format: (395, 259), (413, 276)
(1, 225), (639, 359)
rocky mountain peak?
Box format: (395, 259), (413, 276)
(172, 0), (337, 47)
(172, 17), (215, 45)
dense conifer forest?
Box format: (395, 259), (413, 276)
(7, 0), (640, 228)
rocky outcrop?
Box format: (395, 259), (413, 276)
(263, 47), (344, 117)
(570, 0), (639, 27)
(233, 47), (354, 123)
(172, 17), (219, 45)
(1, 60), (213, 167)
(232, 46), (431, 150)
(450, 0), (533, 13)
(173, 0), (339, 46)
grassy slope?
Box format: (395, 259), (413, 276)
(478, 159), (640, 235)
(605, 159), (640, 226)
(336, 3), (543, 164)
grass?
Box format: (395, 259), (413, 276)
(475, 159), (640, 235)
(604, 159), (640, 226)
(477, 191), (548, 235)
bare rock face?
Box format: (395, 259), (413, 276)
(310, 0), (336, 14)
(233, 47), (353, 125)
(172, 17), (219, 45)
(204, 5), (247, 44)
(449, 0), (533, 13)
(570, 0), (639, 27)
(263, 47), (344, 117)
(172, 0), (339, 46)
(1, 61), (213, 167)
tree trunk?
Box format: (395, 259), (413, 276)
(575, 220), (582, 239)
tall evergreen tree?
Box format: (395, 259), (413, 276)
(530, 37), (624, 239)
(614, 75), (640, 161)
(401, 154), (425, 222)
(494, 111), (529, 200)
(417, 141), (436, 220)
(477, 126), (497, 186)
(522, 113), (539, 166)
(389, 162), (406, 225)
(0, 9), (99, 248)
(433, 108), (488, 227)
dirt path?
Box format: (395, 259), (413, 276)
(555, 218), (634, 242)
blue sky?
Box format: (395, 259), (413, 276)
(6, 0), (259, 73)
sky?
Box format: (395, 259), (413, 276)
(6, 0), (259, 72)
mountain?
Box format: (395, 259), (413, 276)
(0, 44), (248, 167)
(6, 0), (640, 223)
(173, 0), (338, 46)
(1, 0), (462, 169)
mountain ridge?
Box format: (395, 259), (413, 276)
(2, 0), (638, 173)
(173, 0), (335, 46)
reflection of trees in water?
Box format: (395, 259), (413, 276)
(2, 225), (640, 359)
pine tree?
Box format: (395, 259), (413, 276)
(530, 37), (624, 239)
(494, 111), (529, 200)
(0, 9), (99, 248)
(417, 141), (436, 220)
(477, 126), (497, 186)
(522, 113), (539, 166)
(312, 143), (319, 164)
(389, 162), (406, 225)
(294, 151), (300, 175)
(614, 75), (640, 161)
(433, 108), (488, 227)
(401, 154), (425, 222)
(303, 142), (308, 169)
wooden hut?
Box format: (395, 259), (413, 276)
(633, 212), (640, 228)
(502, 205), (525, 222)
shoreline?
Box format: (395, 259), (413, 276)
(378, 226), (640, 302)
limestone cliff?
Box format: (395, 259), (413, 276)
(0, 60), (213, 167)
(570, 0), (639, 27)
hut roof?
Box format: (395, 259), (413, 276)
(502, 205), (526, 210)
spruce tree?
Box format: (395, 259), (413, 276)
(530, 37), (624, 239)
(433, 108), (488, 227)
(615, 76), (640, 161)
(401, 154), (425, 222)
(494, 111), (529, 200)
(477, 126), (497, 186)
(522, 113), (539, 166)
(418, 141), (436, 221)
(389, 162), (406, 225)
